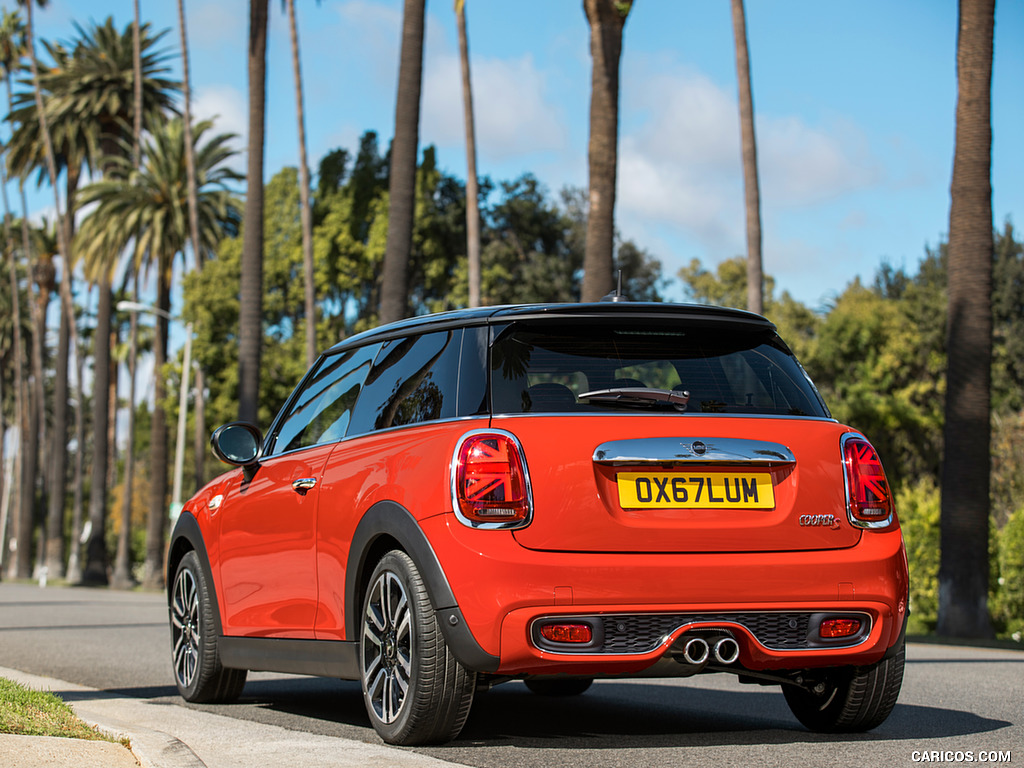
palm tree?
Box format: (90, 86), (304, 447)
(581, 0), (632, 303)
(7, 38), (93, 583)
(11, 15), (180, 584)
(12, 0), (61, 581)
(175, 0), (212, 492)
(283, 0), (318, 366)
(76, 118), (241, 590)
(730, 0), (763, 315)
(111, 0), (146, 591)
(239, 0), (269, 424)
(937, 0), (996, 639)
(379, 0), (425, 324)
(455, 0), (481, 308)
(0, 7), (28, 580)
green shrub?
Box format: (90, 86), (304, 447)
(896, 478), (940, 633)
(992, 508), (1024, 641)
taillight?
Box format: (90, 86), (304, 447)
(452, 430), (532, 528)
(842, 435), (894, 529)
(539, 623), (593, 644)
(820, 617), (862, 639)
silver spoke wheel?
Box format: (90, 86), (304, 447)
(171, 567), (201, 690)
(168, 550), (246, 703)
(362, 570), (413, 724)
(358, 550), (476, 745)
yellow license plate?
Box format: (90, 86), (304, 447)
(617, 471), (775, 509)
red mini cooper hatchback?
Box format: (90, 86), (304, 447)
(167, 302), (908, 745)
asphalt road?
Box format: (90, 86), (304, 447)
(1, 581), (1020, 768)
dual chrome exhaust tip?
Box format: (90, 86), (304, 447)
(681, 635), (740, 666)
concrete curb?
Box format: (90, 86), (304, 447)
(1, 666), (205, 768)
(0, 665), (462, 768)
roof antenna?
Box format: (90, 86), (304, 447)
(601, 270), (626, 302)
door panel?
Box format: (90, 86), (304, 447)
(216, 443), (334, 637)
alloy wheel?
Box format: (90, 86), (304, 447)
(362, 570), (413, 724)
(171, 567), (201, 690)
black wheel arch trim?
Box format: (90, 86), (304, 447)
(345, 500), (500, 673)
(166, 511), (224, 637)
(882, 611), (908, 661)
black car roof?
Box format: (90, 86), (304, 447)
(326, 302), (775, 354)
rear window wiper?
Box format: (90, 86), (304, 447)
(577, 387), (691, 412)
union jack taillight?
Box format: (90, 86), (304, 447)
(842, 435), (895, 529)
(452, 430), (532, 529)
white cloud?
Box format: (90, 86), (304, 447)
(193, 84), (247, 163)
(616, 64), (882, 256)
(421, 52), (568, 162)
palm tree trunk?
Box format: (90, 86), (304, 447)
(239, 0), (269, 423)
(379, 0), (425, 324)
(44, 168), (80, 581)
(65, 292), (89, 585)
(24, 0), (78, 582)
(44, 279), (68, 578)
(112, 273), (139, 589)
(731, 0), (763, 315)
(82, 281), (112, 585)
(582, 0), (630, 302)
(1, 178), (24, 580)
(456, 0), (481, 308)
(177, 0), (208, 489)
(285, 0), (318, 366)
(110, 0), (144, 590)
(0, 171), (16, 580)
(175, 0), (209, 491)
(937, 0), (995, 639)
(143, 267), (172, 589)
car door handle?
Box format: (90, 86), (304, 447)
(292, 477), (317, 493)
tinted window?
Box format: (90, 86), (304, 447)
(348, 330), (462, 435)
(268, 343), (380, 454)
(490, 321), (827, 417)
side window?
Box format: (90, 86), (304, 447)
(268, 343), (380, 455)
(348, 330), (462, 435)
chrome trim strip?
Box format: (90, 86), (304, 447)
(592, 437), (796, 466)
(528, 610), (874, 656)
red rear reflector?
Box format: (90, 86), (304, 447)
(842, 436), (894, 525)
(455, 433), (531, 526)
(539, 623), (593, 644)
(820, 618), (862, 639)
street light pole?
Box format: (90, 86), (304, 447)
(116, 301), (193, 523)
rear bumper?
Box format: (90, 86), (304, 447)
(420, 514), (909, 675)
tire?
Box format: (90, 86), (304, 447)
(360, 550), (476, 745)
(524, 678), (594, 696)
(783, 639), (905, 732)
(170, 551), (247, 703)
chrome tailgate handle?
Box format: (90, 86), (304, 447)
(593, 438), (795, 466)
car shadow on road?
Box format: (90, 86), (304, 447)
(434, 681), (1010, 750)
(158, 674), (1011, 753)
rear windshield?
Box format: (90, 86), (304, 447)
(489, 320), (828, 418)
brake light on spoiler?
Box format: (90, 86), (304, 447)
(842, 434), (895, 529)
(451, 430), (533, 529)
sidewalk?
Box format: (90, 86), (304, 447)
(0, 666), (461, 768)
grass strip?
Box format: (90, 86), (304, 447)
(0, 677), (117, 742)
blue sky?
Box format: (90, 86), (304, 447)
(17, 0), (1024, 312)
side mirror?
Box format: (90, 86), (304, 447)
(211, 422), (263, 466)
